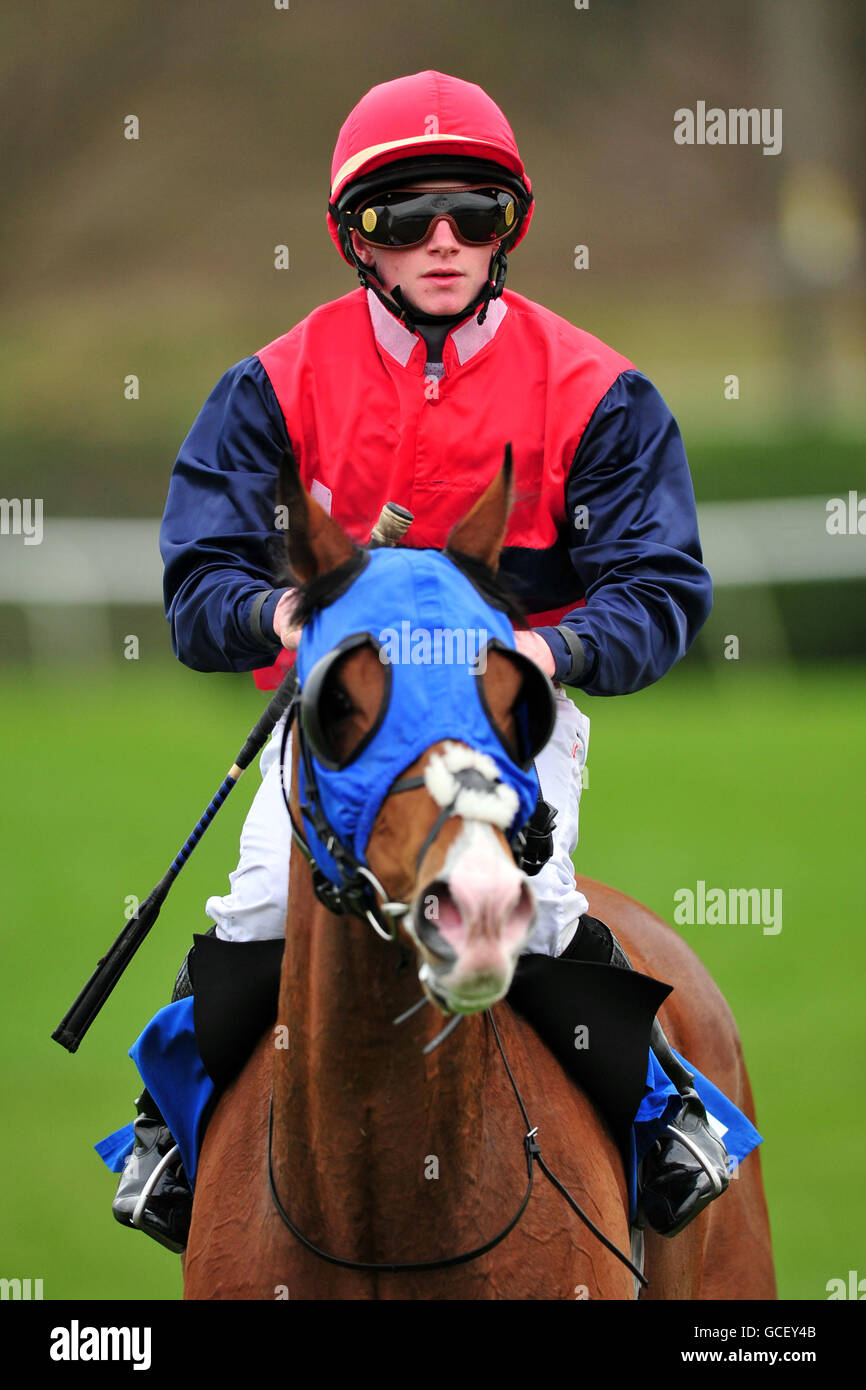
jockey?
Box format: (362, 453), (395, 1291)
(112, 71), (730, 1252)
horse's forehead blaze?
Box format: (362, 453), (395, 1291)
(367, 769), (466, 896)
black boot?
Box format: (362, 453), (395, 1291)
(565, 915), (730, 1237)
(640, 1086), (730, 1237)
(111, 945), (197, 1253)
(111, 1090), (193, 1253)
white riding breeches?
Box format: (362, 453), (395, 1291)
(205, 685), (590, 958)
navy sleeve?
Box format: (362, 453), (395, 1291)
(159, 357), (293, 672)
(551, 370), (712, 695)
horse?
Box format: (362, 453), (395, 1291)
(181, 464), (776, 1301)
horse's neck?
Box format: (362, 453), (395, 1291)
(271, 866), (496, 1254)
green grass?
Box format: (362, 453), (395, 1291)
(577, 660), (866, 1300)
(1, 660), (863, 1300)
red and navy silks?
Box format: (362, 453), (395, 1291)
(159, 288), (712, 693)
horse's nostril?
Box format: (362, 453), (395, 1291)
(413, 882), (460, 963)
(416, 922), (459, 964)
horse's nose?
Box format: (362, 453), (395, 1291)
(416, 875), (534, 960)
(413, 821), (536, 1005)
(414, 891), (459, 964)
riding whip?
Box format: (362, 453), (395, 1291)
(52, 501), (414, 1054)
(51, 669), (298, 1054)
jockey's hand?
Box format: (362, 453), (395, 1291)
(273, 589), (302, 650)
(512, 628), (556, 679)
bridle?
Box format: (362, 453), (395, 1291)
(269, 671), (649, 1292)
(277, 655), (552, 943)
(278, 682), (419, 940)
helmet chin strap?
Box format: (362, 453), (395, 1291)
(347, 236), (508, 334)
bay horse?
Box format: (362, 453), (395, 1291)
(182, 466), (776, 1300)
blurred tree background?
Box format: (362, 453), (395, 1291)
(1, 0), (862, 506)
(1, 0), (864, 1303)
(1, 0), (864, 661)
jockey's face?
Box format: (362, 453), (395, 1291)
(349, 180), (502, 319)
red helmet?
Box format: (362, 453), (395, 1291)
(327, 71), (534, 266)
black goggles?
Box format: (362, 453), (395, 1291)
(345, 187), (520, 249)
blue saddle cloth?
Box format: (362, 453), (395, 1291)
(96, 997), (762, 1218)
(95, 998), (214, 1186)
(629, 1049), (762, 1216)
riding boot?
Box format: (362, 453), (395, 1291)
(111, 946), (197, 1253)
(564, 915), (731, 1238)
(111, 1088), (193, 1253)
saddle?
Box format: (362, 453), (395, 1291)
(98, 918), (760, 1230)
(187, 921), (669, 1175)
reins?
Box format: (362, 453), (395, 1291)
(266, 1006), (648, 1288)
(272, 686), (648, 1290)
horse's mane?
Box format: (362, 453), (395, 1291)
(289, 546), (528, 631)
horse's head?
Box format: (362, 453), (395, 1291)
(279, 455), (555, 1015)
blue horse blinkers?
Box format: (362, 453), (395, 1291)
(281, 548), (557, 934)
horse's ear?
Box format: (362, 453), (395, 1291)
(445, 444), (513, 571)
(278, 447), (356, 583)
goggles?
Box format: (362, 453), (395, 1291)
(345, 187), (519, 249)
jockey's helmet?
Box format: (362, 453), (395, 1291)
(327, 71), (534, 325)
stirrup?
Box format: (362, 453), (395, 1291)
(130, 1145), (182, 1233)
(113, 1114), (192, 1254)
(640, 1090), (731, 1238)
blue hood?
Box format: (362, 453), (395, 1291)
(295, 548), (541, 888)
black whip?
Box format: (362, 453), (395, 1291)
(52, 498), (414, 1055)
(51, 668), (297, 1054)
